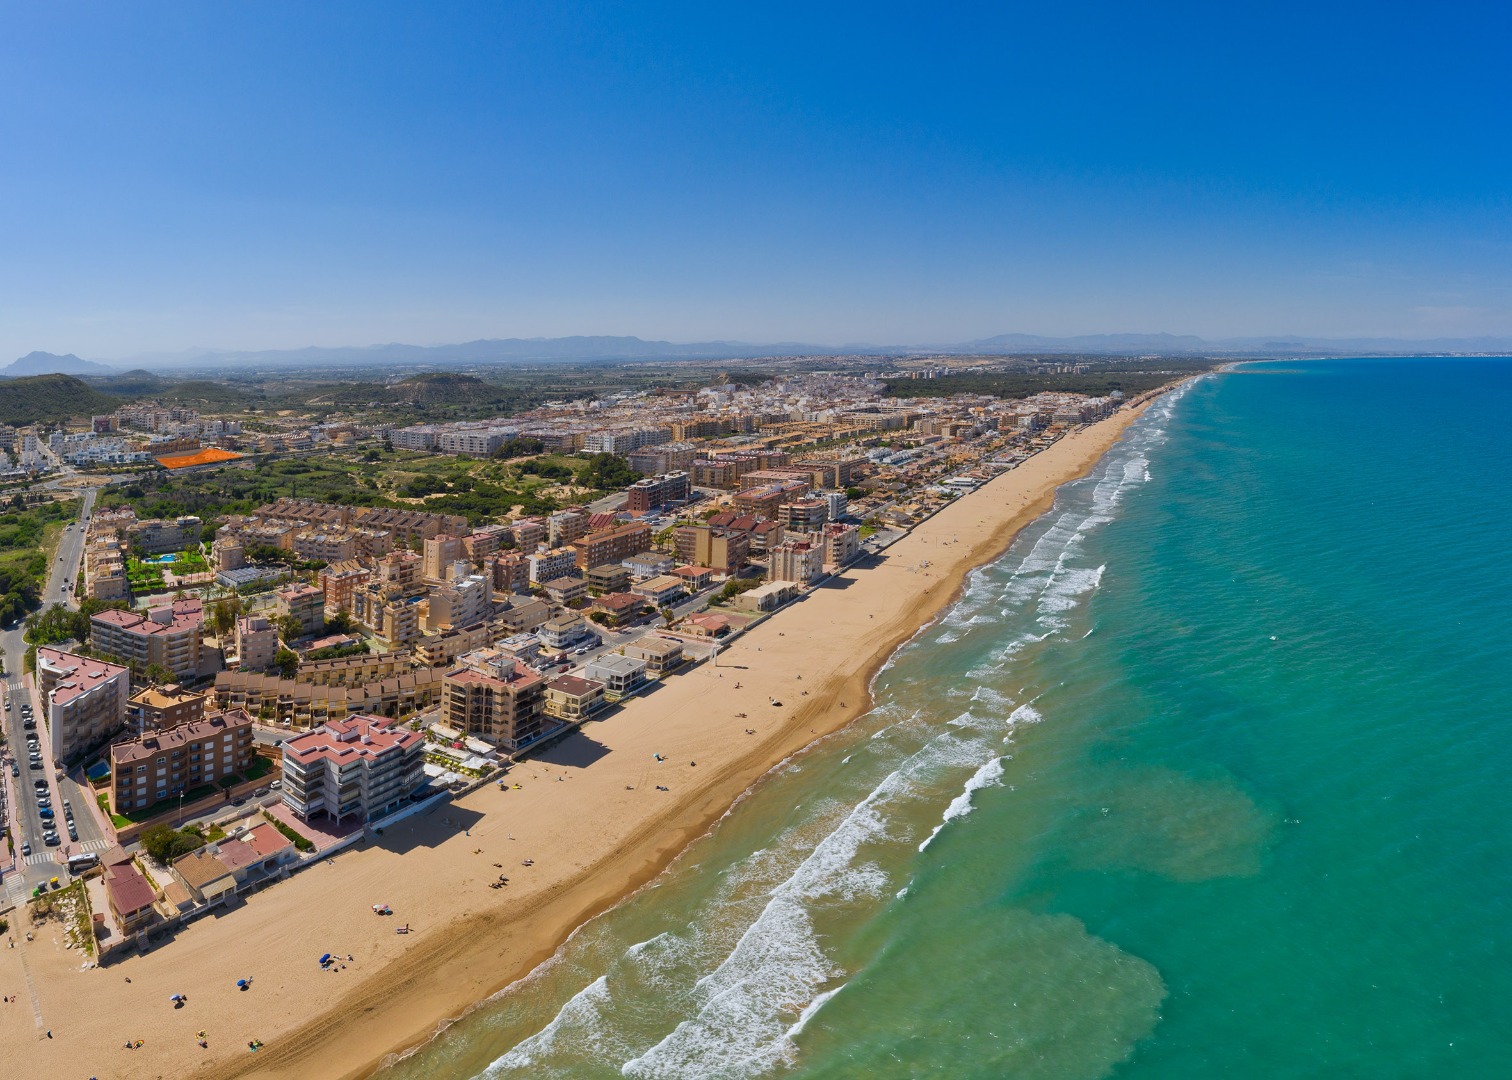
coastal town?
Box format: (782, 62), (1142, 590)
(0, 363), (1170, 1074)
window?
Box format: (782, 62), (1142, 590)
(136, 764), (147, 773)
(156, 756), (166, 765)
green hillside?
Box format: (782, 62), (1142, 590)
(0, 374), (123, 425)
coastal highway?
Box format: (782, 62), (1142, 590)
(1, 487), (104, 902)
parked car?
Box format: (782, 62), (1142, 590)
(32, 779), (47, 790)
(21, 842), (31, 857)
(43, 832), (61, 846)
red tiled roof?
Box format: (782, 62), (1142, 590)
(105, 862), (157, 915)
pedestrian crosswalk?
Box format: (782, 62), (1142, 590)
(77, 839), (108, 853)
(25, 853), (55, 866)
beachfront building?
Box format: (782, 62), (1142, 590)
(769, 538), (825, 585)
(542, 576), (589, 606)
(821, 522), (863, 568)
(734, 580), (800, 612)
(543, 674), (607, 722)
(108, 709), (256, 814)
(423, 574), (492, 632)
(36, 647), (131, 762)
(583, 654), (648, 701)
(103, 856), (159, 935)
(620, 635), (685, 677)
(279, 714), (425, 825)
(421, 534), (465, 582)
(90, 598), (209, 681)
(442, 651), (548, 751)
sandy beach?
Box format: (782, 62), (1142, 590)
(0, 399), (1155, 1080)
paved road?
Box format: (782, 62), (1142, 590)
(1, 487), (102, 901)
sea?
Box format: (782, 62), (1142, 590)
(380, 357), (1512, 1079)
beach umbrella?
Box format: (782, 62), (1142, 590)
(236, 979), (248, 989)
(170, 994), (182, 1003)
(319, 953), (332, 966)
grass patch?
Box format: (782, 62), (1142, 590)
(97, 791), (130, 828)
(244, 756), (274, 781)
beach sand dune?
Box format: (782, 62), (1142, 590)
(0, 401), (1153, 1080)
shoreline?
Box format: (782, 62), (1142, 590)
(0, 395), (1164, 1080)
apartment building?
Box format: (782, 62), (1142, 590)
(414, 622), (490, 668)
(571, 522), (652, 572)
(674, 525), (749, 575)
(527, 547), (579, 586)
(91, 599), (207, 681)
(235, 615), (278, 672)
(126, 683), (207, 732)
(275, 583), (326, 636)
(770, 538), (825, 585)
(126, 515), (202, 554)
(585, 563), (632, 595)
(780, 498), (829, 532)
(37, 647), (130, 762)
(318, 560), (371, 615)
(291, 529), (357, 563)
(547, 510), (589, 547)
(625, 471), (691, 513)
(351, 584), (422, 646)
(822, 522), (863, 568)
(423, 574), (492, 632)
(422, 534), (465, 582)
(279, 714), (424, 825)
(628, 442), (697, 476)
(443, 652), (548, 751)
(109, 708), (256, 814)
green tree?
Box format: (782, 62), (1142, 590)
(207, 595), (243, 638)
(274, 647), (299, 679)
(276, 614), (304, 643)
(139, 824), (206, 863)
(144, 663), (177, 686)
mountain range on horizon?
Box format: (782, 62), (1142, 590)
(6, 333), (1512, 377)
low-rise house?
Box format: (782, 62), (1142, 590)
(104, 857), (159, 933)
(631, 575), (685, 607)
(621, 635), (685, 677)
(543, 674), (607, 722)
(173, 847), (237, 905)
(735, 580), (800, 612)
(588, 591), (647, 627)
(583, 654), (648, 700)
(671, 565), (717, 591)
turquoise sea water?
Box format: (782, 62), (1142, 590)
(382, 358), (1512, 1079)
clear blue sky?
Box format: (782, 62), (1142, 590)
(2, 1), (1509, 360)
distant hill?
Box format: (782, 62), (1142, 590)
(391, 373), (502, 405)
(0, 374), (123, 425)
(2, 351), (117, 377)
